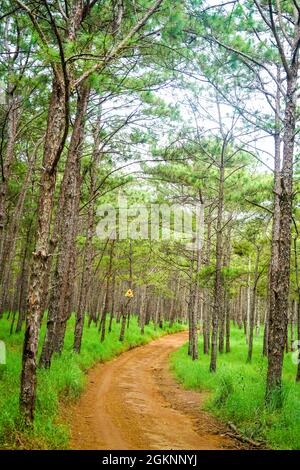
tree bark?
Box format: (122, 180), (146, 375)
(39, 84), (89, 367)
(20, 74), (68, 424)
(267, 69), (297, 399)
(100, 241), (115, 342)
(210, 155), (224, 372)
(203, 208), (212, 354)
(248, 247), (260, 363)
(0, 85), (20, 272)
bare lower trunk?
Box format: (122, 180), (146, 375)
(210, 162), (224, 373)
(19, 75), (68, 424)
(296, 301), (300, 382)
(266, 72), (296, 400)
(108, 273), (116, 333)
(245, 258), (251, 344)
(220, 226), (231, 353)
(100, 241), (114, 342)
(0, 90), (19, 275)
(119, 301), (130, 342)
(16, 224), (33, 333)
(188, 252), (195, 356)
(291, 300), (295, 350)
(237, 287), (243, 329)
(255, 298), (261, 337)
(203, 209), (212, 354)
(191, 247), (201, 360)
(139, 285), (147, 335)
(263, 309), (269, 357)
(40, 85), (88, 367)
(248, 248), (260, 363)
(203, 289), (210, 354)
(225, 297), (230, 353)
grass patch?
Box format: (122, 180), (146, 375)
(170, 326), (300, 450)
(0, 314), (184, 449)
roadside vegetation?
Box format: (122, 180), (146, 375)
(171, 326), (300, 450)
(0, 317), (184, 449)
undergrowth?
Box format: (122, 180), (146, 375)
(0, 314), (184, 449)
(170, 326), (300, 450)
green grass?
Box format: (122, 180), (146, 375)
(170, 326), (300, 450)
(0, 314), (184, 449)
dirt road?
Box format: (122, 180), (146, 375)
(70, 331), (240, 450)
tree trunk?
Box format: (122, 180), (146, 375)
(188, 252), (195, 356)
(255, 297), (261, 337)
(266, 70), (297, 400)
(203, 208), (212, 354)
(100, 241), (114, 342)
(0, 87), (20, 272)
(119, 300), (130, 342)
(108, 273), (116, 333)
(16, 223), (33, 333)
(245, 257), (251, 344)
(20, 74), (68, 424)
(139, 285), (147, 335)
(40, 84), (89, 367)
(237, 286), (243, 329)
(225, 298), (230, 353)
(296, 300), (300, 382)
(191, 247), (201, 360)
(247, 247), (260, 363)
(219, 225), (231, 353)
(210, 158), (224, 373)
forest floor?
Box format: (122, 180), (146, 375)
(69, 331), (244, 450)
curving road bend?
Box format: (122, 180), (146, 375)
(70, 331), (240, 450)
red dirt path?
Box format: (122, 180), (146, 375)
(70, 331), (242, 450)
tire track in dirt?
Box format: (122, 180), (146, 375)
(70, 331), (242, 450)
